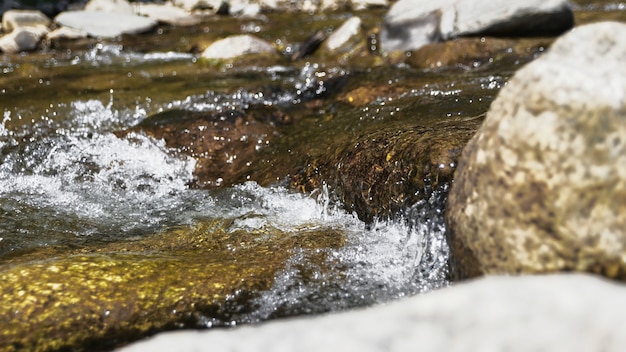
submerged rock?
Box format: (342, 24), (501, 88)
(446, 22), (626, 280)
(201, 34), (277, 60)
(380, 0), (573, 53)
(118, 274), (626, 352)
(54, 10), (157, 38)
(0, 220), (344, 351)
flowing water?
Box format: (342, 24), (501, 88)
(0, 41), (464, 321)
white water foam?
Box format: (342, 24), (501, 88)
(198, 182), (449, 325)
(73, 43), (194, 67)
(0, 99), (197, 244)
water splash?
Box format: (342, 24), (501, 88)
(205, 182), (450, 324)
(0, 99), (197, 253)
(71, 43), (194, 67)
(0, 92), (449, 323)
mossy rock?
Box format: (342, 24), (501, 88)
(0, 220), (344, 351)
(290, 115), (484, 222)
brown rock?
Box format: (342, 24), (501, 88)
(121, 108), (289, 188)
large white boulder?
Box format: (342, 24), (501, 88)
(446, 22), (626, 279)
(118, 274), (626, 352)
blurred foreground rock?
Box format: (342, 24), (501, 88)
(118, 274), (626, 352)
(446, 22), (626, 280)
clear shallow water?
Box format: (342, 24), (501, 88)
(0, 60), (450, 320)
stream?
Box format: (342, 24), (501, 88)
(2, 4), (623, 350)
(0, 41), (455, 307)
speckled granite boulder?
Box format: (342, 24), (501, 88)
(446, 22), (626, 280)
(117, 274), (626, 352)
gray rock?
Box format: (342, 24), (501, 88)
(446, 22), (626, 280)
(84, 0), (134, 14)
(54, 10), (157, 38)
(117, 274), (626, 352)
(449, 0), (574, 38)
(133, 3), (202, 26)
(201, 34), (277, 59)
(325, 16), (362, 53)
(0, 26), (41, 52)
(1, 9), (50, 31)
(380, 0), (573, 53)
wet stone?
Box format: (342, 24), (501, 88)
(291, 116), (483, 222)
(121, 107), (290, 188)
